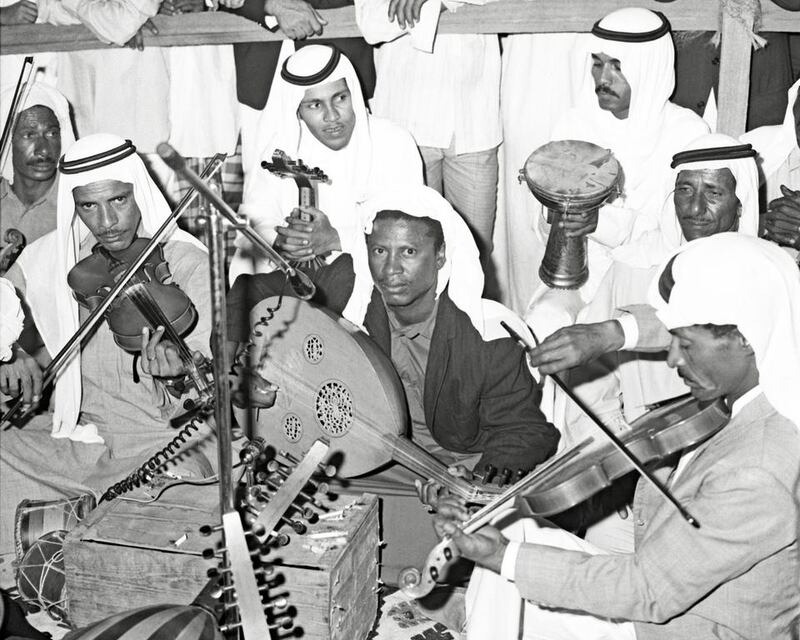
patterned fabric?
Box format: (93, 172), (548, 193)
(63, 605), (222, 640)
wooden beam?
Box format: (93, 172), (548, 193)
(716, 9), (754, 137)
(1, 0), (799, 55)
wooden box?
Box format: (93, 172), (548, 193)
(63, 485), (379, 639)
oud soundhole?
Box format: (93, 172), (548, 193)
(315, 381), (353, 437)
(283, 414), (303, 442)
(303, 335), (324, 364)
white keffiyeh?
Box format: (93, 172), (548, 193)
(649, 233), (800, 429)
(15, 133), (204, 442)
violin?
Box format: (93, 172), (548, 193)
(520, 394), (729, 516)
(261, 149), (330, 270)
(398, 394), (730, 599)
(67, 236), (214, 404)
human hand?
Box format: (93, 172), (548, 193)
(217, 0), (243, 7)
(763, 185), (800, 251)
(125, 18), (158, 50)
(264, 0), (326, 39)
(527, 319), (624, 374)
(559, 209), (599, 238)
(433, 497), (508, 572)
(0, 344), (43, 407)
(0, 0), (38, 25)
(415, 465), (472, 510)
(160, 0), (205, 15)
(387, 0), (427, 28)
(140, 326), (202, 378)
(230, 369), (278, 408)
(275, 206), (340, 261)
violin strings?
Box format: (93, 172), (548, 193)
(127, 284), (195, 363)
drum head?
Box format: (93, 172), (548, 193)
(522, 140), (620, 209)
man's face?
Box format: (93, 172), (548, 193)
(674, 168), (740, 242)
(367, 216), (446, 322)
(591, 53), (632, 120)
(666, 325), (755, 403)
(297, 78), (356, 151)
(72, 179), (141, 253)
(11, 105), (61, 184)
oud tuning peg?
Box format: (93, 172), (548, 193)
(266, 531), (291, 547)
(498, 468), (512, 487)
(318, 463), (337, 478)
(482, 464), (497, 484)
(265, 596), (289, 611)
(266, 460), (291, 477)
(268, 617), (294, 631)
(515, 468), (527, 482)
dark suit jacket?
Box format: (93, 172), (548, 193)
(229, 0), (376, 109)
(227, 257), (559, 472)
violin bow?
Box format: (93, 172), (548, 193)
(0, 57), (34, 176)
(500, 321), (700, 529)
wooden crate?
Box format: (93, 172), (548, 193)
(63, 485), (379, 639)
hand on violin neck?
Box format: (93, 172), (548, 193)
(433, 497), (508, 573)
(275, 207), (341, 261)
(527, 320), (624, 374)
(140, 326), (201, 378)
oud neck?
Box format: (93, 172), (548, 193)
(389, 435), (481, 501)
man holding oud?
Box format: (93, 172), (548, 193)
(227, 184), (559, 481)
(0, 134), (215, 562)
(433, 233), (800, 640)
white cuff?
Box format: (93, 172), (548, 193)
(264, 14), (278, 29)
(500, 540), (520, 581)
(616, 314), (639, 350)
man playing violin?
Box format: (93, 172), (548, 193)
(433, 233), (800, 640)
(0, 133), (215, 565)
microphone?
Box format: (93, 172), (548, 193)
(156, 142), (316, 301)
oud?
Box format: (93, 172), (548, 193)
(232, 296), (504, 504)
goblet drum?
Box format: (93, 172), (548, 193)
(520, 140), (620, 289)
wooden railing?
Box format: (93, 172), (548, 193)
(1, 0), (799, 135)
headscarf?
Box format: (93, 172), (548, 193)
(613, 133), (760, 267)
(741, 77), (800, 186)
(16, 133), (204, 442)
(342, 185), (486, 336)
(0, 81), (76, 182)
(241, 44), (372, 226)
(649, 233), (800, 429)
(234, 44), (422, 279)
(554, 8), (677, 189)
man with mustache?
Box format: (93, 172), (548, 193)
(525, 8), (709, 334)
(0, 134), (215, 565)
(0, 82), (75, 254)
(547, 135), (760, 554)
(435, 234), (800, 640)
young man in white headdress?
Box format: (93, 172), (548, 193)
(742, 77), (800, 263)
(434, 233), (800, 640)
(229, 184), (559, 475)
(0, 81), (76, 250)
(525, 8), (709, 335)
(229, 44), (423, 282)
(0, 133), (215, 562)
